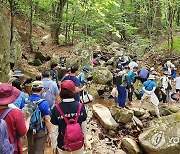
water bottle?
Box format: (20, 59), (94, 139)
(22, 104), (28, 115)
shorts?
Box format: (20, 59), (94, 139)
(176, 89), (180, 92)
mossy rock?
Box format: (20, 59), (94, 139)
(92, 67), (113, 84)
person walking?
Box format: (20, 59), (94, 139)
(175, 73), (180, 101)
(127, 66), (138, 104)
(77, 66), (91, 87)
(27, 81), (52, 154)
(12, 79), (27, 109)
(0, 83), (30, 154)
(62, 66), (86, 102)
(136, 67), (149, 83)
(162, 71), (172, 103)
(50, 63), (60, 88)
(51, 80), (87, 154)
(42, 70), (60, 110)
(117, 67), (131, 108)
(139, 75), (160, 118)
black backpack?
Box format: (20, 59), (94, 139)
(113, 74), (123, 86)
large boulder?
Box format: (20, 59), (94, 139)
(0, 8), (10, 82)
(87, 84), (100, 99)
(122, 137), (141, 154)
(110, 107), (133, 124)
(92, 67), (113, 84)
(78, 50), (93, 69)
(74, 42), (93, 69)
(139, 112), (180, 154)
(92, 104), (118, 130)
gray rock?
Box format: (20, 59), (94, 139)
(139, 112), (180, 154)
(10, 28), (22, 69)
(92, 104), (118, 130)
(0, 9), (10, 82)
(122, 137), (141, 154)
(92, 67), (113, 84)
(130, 107), (147, 117)
(116, 149), (127, 154)
(110, 107), (133, 124)
(132, 116), (143, 128)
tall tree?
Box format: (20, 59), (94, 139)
(50, 0), (67, 44)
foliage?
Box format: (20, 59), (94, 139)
(160, 37), (180, 53)
(3, 0), (180, 50)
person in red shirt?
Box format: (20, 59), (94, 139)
(0, 83), (30, 154)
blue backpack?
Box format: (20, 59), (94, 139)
(0, 108), (15, 154)
(27, 99), (45, 131)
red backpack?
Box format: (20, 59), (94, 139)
(56, 103), (84, 152)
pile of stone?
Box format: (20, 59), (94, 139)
(90, 103), (180, 154)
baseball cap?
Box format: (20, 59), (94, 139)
(32, 81), (43, 89)
(61, 80), (75, 91)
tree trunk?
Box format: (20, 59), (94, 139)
(155, 0), (162, 36)
(50, 0), (67, 45)
(176, 5), (180, 26)
(29, 0), (33, 52)
(168, 2), (174, 57)
(65, 0), (69, 45)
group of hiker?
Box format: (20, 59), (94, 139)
(0, 55), (179, 154)
(111, 55), (180, 119)
(0, 63), (91, 154)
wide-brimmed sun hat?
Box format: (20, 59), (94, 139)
(0, 83), (20, 105)
(148, 75), (155, 80)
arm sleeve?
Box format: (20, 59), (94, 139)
(15, 111), (27, 137)
(39, 101), (51, 117)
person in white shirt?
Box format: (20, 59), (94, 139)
(175, 73), (180, 100)
(162, 71), (172, 103)
(129, 59), (138, 71)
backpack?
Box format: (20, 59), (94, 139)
(56, 103), (84, 152)
(27, 99), (45, 131)
(42, 83), (55, 108)
(113, 74), (123, 86)
(0, 108), (15, 154)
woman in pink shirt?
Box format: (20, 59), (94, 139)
(0, 83), (30, 154)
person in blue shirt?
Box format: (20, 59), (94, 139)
(12, 80), (27, 109)
(77, 66), (91, 87)
(126, 66), (138, 104)
(50, 63), (60, 88)
(42, 70), (60, 109)
(61, 66), (86, 102)
(139, 75), (160, 118)
(27, 81), (52, 154)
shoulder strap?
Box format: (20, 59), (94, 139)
(55, 104), (69, 124)
(36, 99), (45, 105)
(0, 108), (13, 120)
(75, 103), (83, 123)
